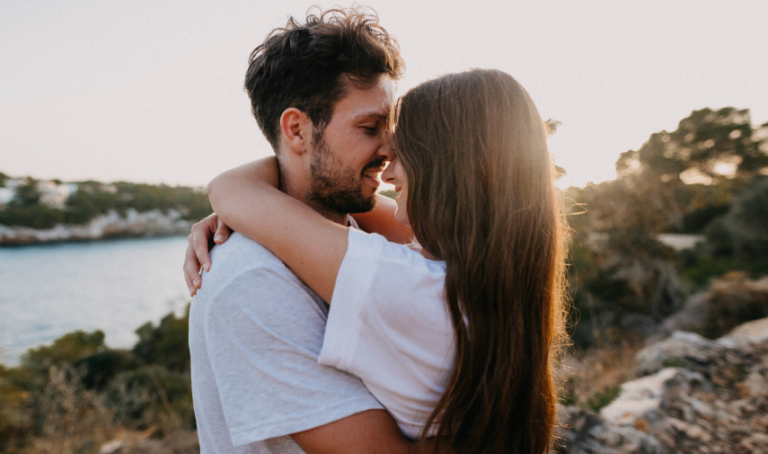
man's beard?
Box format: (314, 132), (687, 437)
(307, 135), (382, 217)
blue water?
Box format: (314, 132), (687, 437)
(0, 237), (191, 366)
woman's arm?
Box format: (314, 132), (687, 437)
(351, 196), (413, 244)
(207, 157), (348, 303)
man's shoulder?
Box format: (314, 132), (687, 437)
(195, 232), (321, 311)
(209, 232), (283, 271)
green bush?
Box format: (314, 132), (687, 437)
(105, 365), (194, 431)
(727, 178), (768, 259)
(0, 202), (65, 229)
(586, 385), (621, 412)
(22, 330), (106, 375)
(132, 306), (190, 372)
(71, 349), (140, 391)
(0, 306), (196, 450)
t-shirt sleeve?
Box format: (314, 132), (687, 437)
(319, 228), (451, 383)
(204, 267), (383, 447)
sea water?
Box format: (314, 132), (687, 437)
(0, 236), (191, 366)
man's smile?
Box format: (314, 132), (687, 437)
(362, 160), (387, 187)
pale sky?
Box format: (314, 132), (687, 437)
(2, 0), (767, 188)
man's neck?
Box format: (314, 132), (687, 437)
(305, 202), (350, 226)
(279, 170), (350, 227)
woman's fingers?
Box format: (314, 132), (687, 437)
(183, 213), (224, 296)
(214, 218), (231, 244)
(191, 218), (214, 273)
(184, 235), (201, 296)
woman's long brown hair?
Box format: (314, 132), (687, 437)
(393, 69), (568, 454)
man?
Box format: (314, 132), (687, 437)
(184, 8), (417, 454)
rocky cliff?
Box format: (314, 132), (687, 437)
(556, 317), (768, 453)
(0, 209), (191, 245)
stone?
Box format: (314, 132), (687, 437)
(723, 316), (768, 344)
(600, 368), (704, 427)
(743, 372), (768, 397)
(559, 317), (768, 454)
(636, 332), (725, 377)
(555, 406), (665, 454)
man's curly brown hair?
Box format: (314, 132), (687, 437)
(245, 6), (405, 152)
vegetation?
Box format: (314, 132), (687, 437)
(564, 107), (768, 352)
(0, 308), (193, 453)
(0, 178), (212, 229)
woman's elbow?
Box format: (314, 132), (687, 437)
(206, 175), (226, 211)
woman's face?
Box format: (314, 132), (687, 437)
(382, 153), (410, 227)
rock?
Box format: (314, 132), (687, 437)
(97, 439), (124, 454)
(0, 209), (192, 245)
(743, 372), (768, 397)
(600, 368), (705, 428)
(654, 292), (708, 340)
(555, 406), (665, 454)
(559, 317), (768, 454)
(635, 332), (725, 377)
(621, 314), (658, 336)
(722, 316), (768, 345)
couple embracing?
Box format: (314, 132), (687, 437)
(183, 6), (568, 454)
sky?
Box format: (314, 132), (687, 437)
(1, 0), (767, 189)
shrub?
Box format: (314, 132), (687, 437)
(105, 366), (194, 431)
(132, 306), (190, 372)
(22, 330), (106, 375)
(702, 272), (768, 338)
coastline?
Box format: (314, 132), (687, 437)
(0, 208), (192, 246)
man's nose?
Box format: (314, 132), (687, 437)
(376, 134), (395, 162)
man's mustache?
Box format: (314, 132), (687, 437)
(362, 159), (387, 173)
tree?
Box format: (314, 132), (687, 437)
(723, 178), (768, 259)
(616, 108), (768, 184)
(15, 178), (41, 206)
(575, 108), (768, 234)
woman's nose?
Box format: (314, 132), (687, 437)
(382, 160), (396, 184)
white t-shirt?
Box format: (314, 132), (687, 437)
(190, 232), (383, 454)
(318, 228), (455, 439)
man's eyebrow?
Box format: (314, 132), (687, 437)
(355, 112), (390, 123)
(355, 113), (392, 131)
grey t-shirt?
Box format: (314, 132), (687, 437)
(189, 232), (383, 454)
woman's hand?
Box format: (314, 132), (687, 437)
(183, 213), (231, 296)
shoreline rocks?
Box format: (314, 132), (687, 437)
(0, 209), (192, 246)
(555, 317), (768, 453)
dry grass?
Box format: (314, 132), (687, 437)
(6, 366), (197, 454)
(14, 366), (119, 454)
(558, 338), (643, 412)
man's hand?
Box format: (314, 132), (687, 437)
(184, 213), (231, 296)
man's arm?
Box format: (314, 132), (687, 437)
(351, 196), (414, 244)
(291, 410), (416, 454)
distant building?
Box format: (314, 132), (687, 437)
(39, 183), (79, 208)
(4, 178), (24, 190)
(0, 187), (15, 205)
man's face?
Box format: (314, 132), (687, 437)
(306, 76), (396, 215)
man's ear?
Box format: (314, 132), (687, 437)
(279, 108), (313, 155)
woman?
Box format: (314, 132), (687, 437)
(187, 69), (568, 454)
